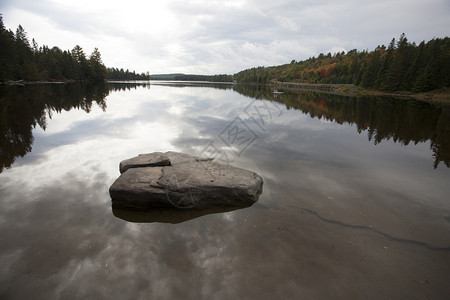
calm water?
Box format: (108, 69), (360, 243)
(1, 82), (450, 299)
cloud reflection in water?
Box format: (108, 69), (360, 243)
(0, 83), (450, 299)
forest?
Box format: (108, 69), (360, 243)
(0, 16), (108, 82)
(2, 14), (448, 93)
(0, 16), (152, 83)
(234, 34), (450, 93)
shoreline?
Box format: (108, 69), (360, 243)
(2, 79), (448, 104)
(0, 80), (74, 86)
(271, 81), (450, 104)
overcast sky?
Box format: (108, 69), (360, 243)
(1, 0), (449, 74)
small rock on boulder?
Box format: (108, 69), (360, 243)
(109, 151), (263, 210)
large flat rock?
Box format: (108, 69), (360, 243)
(119, 152), (171, 174)
(109, 151), (263, 210)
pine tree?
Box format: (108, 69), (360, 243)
(89, 48), (107, 81)
(0, 15), (16, 80)
(71, 45), (89, 80)
(402, 41), (424, 91)
(360, 49), (381, 88)
(376, 38), (396, 90)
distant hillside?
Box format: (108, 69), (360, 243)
(234, 34), (450, 93)
(150, 73), (232, 82)
(150, 73), (184, 80)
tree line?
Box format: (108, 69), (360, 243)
(2, 15), (448, 92)
(0, 16), (107, 82)
(149, 73), (232, 82)
(171, 74), (233, 82)
(234, 34), (450, 93)
(107, 68), (150, 80)
(0, 16), (154, 83)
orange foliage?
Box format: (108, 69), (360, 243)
(324, 63), (336, 77)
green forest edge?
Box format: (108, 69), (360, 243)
(1, 15), (449, 103)
(234, 33), (450, 103)
(0, 16), (149, 83)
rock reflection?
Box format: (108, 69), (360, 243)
(1, 82), (450, 299)
(112, 203), (253, 224)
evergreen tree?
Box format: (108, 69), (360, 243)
(360, 49), (381, 88)
(89, 48), (107, 81)
(386, 34), (415, 91)
(376, 38), (396, 90)
(403, 41), (424, 91)
(71, 45), (88, 80)
(0, 15), (16, 80)
(0, 17), (110, 82)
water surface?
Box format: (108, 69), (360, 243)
(1, 82), (449, 299)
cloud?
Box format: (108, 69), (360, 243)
(1, 0), (449, 74)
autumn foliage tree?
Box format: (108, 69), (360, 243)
(234, 34), (450, 93)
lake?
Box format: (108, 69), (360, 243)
(1, 82), (450, 299)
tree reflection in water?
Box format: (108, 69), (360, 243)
(1, 82), (449, 173)
(233, 84), (450, 169)
(0, 82), (109, 172)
